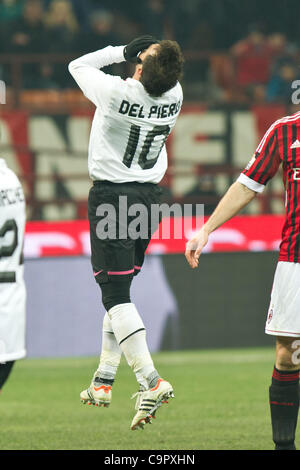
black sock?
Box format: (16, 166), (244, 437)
(269, 366), (300, 450)
(94, 376), (114, 387)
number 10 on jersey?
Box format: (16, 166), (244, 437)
(123, 124), (170, 170)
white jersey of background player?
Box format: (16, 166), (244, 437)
(69, 45), (182, 184)
(0, 159), (26, 376)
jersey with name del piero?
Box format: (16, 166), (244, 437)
(88, 77), (183, 184)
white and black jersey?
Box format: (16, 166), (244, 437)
(68, 45), (183, 184)
(0, 159), (26, 363)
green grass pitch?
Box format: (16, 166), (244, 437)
(1, 347), (297, 450)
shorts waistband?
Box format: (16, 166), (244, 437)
(93, 180), (157, 188)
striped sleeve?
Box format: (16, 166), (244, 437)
(237, 123), (281, 193)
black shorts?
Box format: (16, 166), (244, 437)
(88, 180), (162, 283)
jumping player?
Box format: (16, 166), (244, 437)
(185, 111), (300, 450)
(69, 36), (184, 430)
(0, 158), (26, 393)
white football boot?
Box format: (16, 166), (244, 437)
(131, 378), (174, 430)
(131, 384), (148, 410)
(80, 372), (112, 408)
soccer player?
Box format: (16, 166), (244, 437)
(68, 36), (184, 429)
(185, 112), (300, 450)
(0, 158), (26, 393)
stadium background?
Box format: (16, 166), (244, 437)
(1, 0), (298, 357)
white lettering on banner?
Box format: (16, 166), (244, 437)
(29, 117), (90, 217)
(202, 229), (246, 253)
(171, 110), (259, 197)
(79, 231), (91, 256)
(271, 240), (281, 251)
(23, 215), (283, 257)
(185, 228), (246, 253)
(24, 233), (77, 257)
(67, 116), (90, 153)
(172, 111), (225, 195)
(147, 243), (167, 254)
(0, 80), (5, 104)
(232, 112), (257, 167)
(0, 118), (22, 176)
(247, 240), (268, 251)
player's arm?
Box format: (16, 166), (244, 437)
(68, 36), (158, 108)
(186, 122), (282, 268)
(185, 182), (257, 268)
(68, 45), (125, 108)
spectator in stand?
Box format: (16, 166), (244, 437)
(44, 0), (79, 53)
(3, 0), (46, 53)
(268, 32), (298, 74)
(76, 9), (121, 54)
(44, 0), (79, 87)
(2, 0), (48, 87)
(42, 0), (93, 30)
(141, 0), (168, 39)
(75, 9), (129, 80)
(0, 0), (24, 24)
(231, 24), (273, 91)
(266, 62), (299, 104)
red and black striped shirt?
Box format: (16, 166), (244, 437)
(237, 111), (300, 263)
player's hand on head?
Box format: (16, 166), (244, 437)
(185, 227), (209, 269)
(124, 35), (159, 63)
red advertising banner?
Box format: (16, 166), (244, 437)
(24, 214), (284, 258)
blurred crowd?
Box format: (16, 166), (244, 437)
(0, 0), (300, 103)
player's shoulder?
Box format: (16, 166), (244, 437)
(165, 81), (183, 100)
(270, 111), (300, 131)
(0, 159), (21, 187)
(259, 112), (300, 148)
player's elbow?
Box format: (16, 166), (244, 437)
(68, 58), (82, 76)
(68, 60), (76, 75)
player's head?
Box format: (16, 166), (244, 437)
(134, 40), (184, 97)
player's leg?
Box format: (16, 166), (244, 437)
(125, 184), (174, 429)
(265, 261), (300, 449)
(269, 336), (300, 450)
(96, 311), (149, 392)
(0, 361), (15, 393)
(100, 275), (158, 383)
(80, 312), (121, 407)
(83, 182), (151, 406)
(80, 310), (148, 406)
(87, 181), (173, 425)
(100, 274), (174, 430)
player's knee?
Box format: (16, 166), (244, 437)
(276, 337), (300, 370)
(99, 277), (132, 312)
(276, 350), (294, 370)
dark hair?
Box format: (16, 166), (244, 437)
(140, 40), (184, 97)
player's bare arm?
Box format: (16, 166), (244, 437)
(185, 181), (256, 268)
